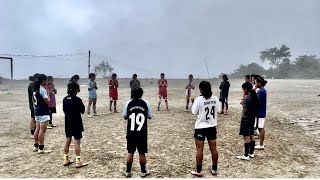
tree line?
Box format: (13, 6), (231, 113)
(226, 45), (320, 79)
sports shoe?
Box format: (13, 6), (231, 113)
(63, 160), (73, 166)
(33, 147), (39, 152)
(123, 171), (132, 178)
(76, 161), (89, 168)
(191, 170), (203, 177)
(248, 154), (255, 158)
(217, 111), (224, 114)
(38, 149), (52, 154)
(224, 111), (228, 115)
(211, 169), (218, 176)
(255, 144), (265, 150)
(50, 124), (58, 127)
(236, 155), (250, 160)
(93, 113), (99, 116)
(47, 125), (53, 129)
(87, 114), (93, 118)
(184, 109), (188, 112)
(140, 170), (150, 178)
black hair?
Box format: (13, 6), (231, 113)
(189, 74), (193, 78)
(35, 74), (47, 89)
(112, 73), (117, 78)
(161, 73), (164, 76)
(29, 76), (34, 81)
(47, 76), (53, 81)
(199, 81), (212, 99)
(133, 74), (137, 78)
(89, 73), (95, 79)
(222, 74), (228, 80)
(251, 74), (256, 79)
(242, 82), (259, 105)
(67, 82), (80, 96)
(245, 75), (250, 79)
(256, 76), (268, 86)
(70, 75), (80, 82)
(33, 73), (40, 80)
(132, 87), (143, 99)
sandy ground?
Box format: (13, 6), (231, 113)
(0, 78), (319, 178)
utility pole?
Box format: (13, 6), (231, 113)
(88, 50), (91, 75)
(205, 57), (210, 79)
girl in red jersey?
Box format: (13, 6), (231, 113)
(109, 73), (119, 113)
(157, 73), (169, 111)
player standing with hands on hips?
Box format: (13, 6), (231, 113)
(191, 81), (219, 177)
(157, 73), (169, 111)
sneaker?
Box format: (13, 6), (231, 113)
(38, 149), (52, 154)
(140, 170), (150, 178)
(255, 145), (265, 150)
(191, 170), (203, 177)
(76, 161), (89, 168)
(93, 113), (99, 116)
(33, 147), (39, 152)
(114, 110), (119, 113)
(184, 109), (188, 112)
(157, 108), (160, 111)
(63, 160), (73, 166)
(47, 125), (53, 129)
(50, 124), (58, 127)
(87, 114), (93, 118)
(248, 154), (255, 158)
(236, 155), (250, 160)
(224, 111), (228, 115)
(217, 111), (224, 114)
(211, 169), (218, 176)
(123, 171), (132, 178)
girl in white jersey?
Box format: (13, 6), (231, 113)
(191, 81), (219, 177)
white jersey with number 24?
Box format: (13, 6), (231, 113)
(192, 96), (219, 129)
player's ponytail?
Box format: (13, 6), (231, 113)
(256, 76), (268, 86)
(199, 81), (212, 99)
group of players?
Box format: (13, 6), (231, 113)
(27, 72), (267, 177)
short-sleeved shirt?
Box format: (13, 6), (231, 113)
(158, 79), (168, 93)
(241, 93), (258, 123)
(28, 82), (34, 110)
(130, 80), (141, 90)
(123, 99), (152, 138)
(219, 81), (230, 98)
(192, 96), (219, 129)
(63, 95), (85, 133)
(88, 80), (97, 99)
(109, 79), (119, 97)
(46, 83), (56, 107)
(185, 80), (195, 96)
(257, 88), (267, 118)
(34, 85), (49, 116)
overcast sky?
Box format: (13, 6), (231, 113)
(0, 0), (319, 79)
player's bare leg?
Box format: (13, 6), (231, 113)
(63, 137), (73, 166)
(75, 139), (88, 168)
(30, 117), (36, 138)
(114, 101), (118, 113)
(258, 128), (265, 147)
(124, 153), (134, 177)
(37, 121), (51, 154)
(165, 99), (169, 111)
(139, 153), (150, 177)
(208, 139), (218, 175)
(219, 103), (225, 114)
(185, 96), (190, 111)
(224, 103), (229, 115)
(93, 99), (98, 116)
(87, 99), (93, 117)
(109, 101), (113, 112)
(157, 96), (161, 111)
(192, 139), (204, 177)
(33, 122), (40, 151)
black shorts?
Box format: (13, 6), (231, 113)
(127, 135), (147, 154)
(30, 108), (35, 118)
(49, 107), (57, 114)
(239, 120), (254, 136)
(220, 97), (228, 104)
(66, 130), (83, 140)
(194, 127), (217, 141)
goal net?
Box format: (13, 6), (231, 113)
(0, 57), (12, 85)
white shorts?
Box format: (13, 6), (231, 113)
(255, 118), (266, 129)
(35, 115), (50, 123)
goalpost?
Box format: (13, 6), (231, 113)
(0, 56), (13, 84)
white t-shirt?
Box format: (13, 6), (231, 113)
(40, 85), (48, 99)
(192, 96), (219, 129)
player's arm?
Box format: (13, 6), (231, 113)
(109, 80), (113, 87)
(191, 98), (199, 115)
(158, 80), (161, 88)
(164, 80), (168, 88)
(122, 101), (129, 120)
(146, 101), (153, 119)
(114, 80), (119, 88)
(79, 98), (86, 114)
(94, 82), (98, 90)
(40, 88), (49, 104)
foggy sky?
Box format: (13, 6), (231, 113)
(0, 0), (319, 79)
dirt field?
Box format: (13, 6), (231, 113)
(0, 78), (319, 178)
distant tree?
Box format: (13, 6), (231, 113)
(260, 45), (291, 68)
(293, 55), (320, 78)
(93, 60), (114, 78)
(228, 63), (265, 78)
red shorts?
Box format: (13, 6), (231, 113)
(110, 96), (118, 101)
(109, 90), (118, 101)
(159, 91), (167, 99)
